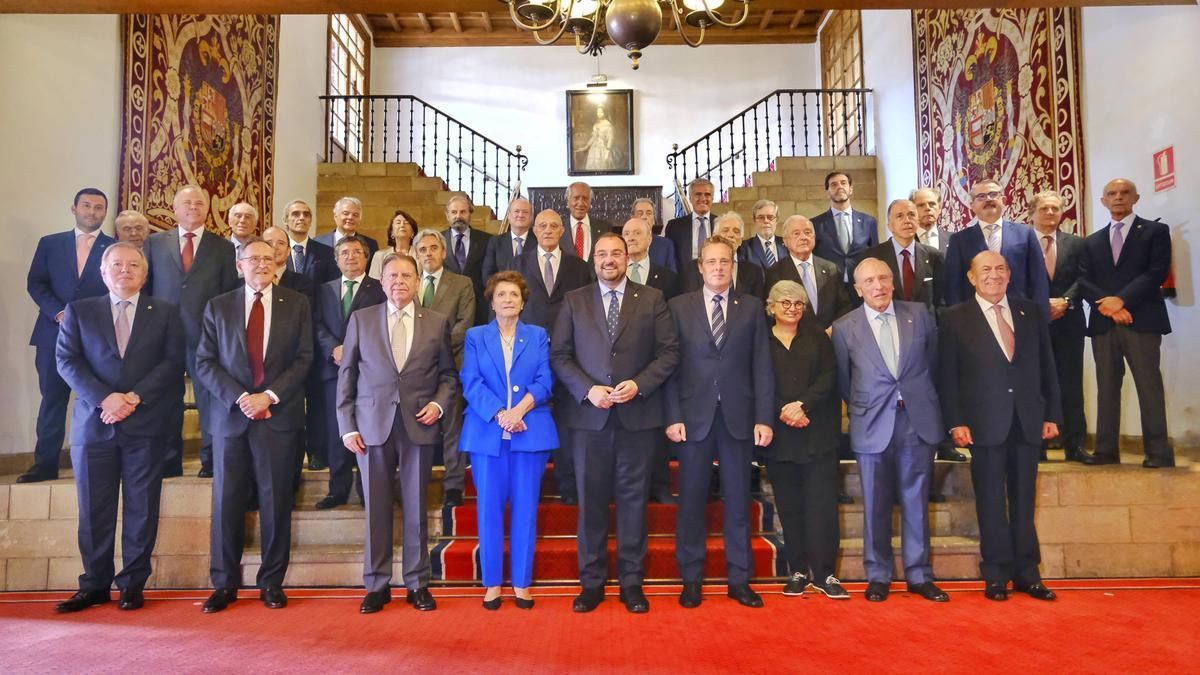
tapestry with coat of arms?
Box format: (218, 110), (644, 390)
(119, 15), (279, 235)
(913, 9), (1086, 234)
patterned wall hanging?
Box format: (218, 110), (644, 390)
(119, 15), (279, 235)
(913, 9), (1086, 233)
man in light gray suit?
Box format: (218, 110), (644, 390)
(831, 258), (949, 603)
(337, 253), (458, 614)
(411, 228), (475, 507)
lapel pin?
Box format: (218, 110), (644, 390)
(907, 319), (913, 324)
(1020, 310), (1026, 316)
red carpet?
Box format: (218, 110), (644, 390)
(2, 581), (1198, 672)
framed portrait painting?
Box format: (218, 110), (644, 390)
(566, 89), (634, 176)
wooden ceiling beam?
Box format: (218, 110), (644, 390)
(386, 13), (401, 32)
(373, 25), (820, 48)
(480, 11), (493, 32)
(449, 11), (463, 33)
(789, 10), (805, 30)
(416, 12), (432, 33)
(758, 9), (774, 31)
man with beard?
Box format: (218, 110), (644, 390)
(441, 194), (492, 325)
(811, 172), (878, 284)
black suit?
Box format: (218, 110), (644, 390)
(855, 240), (944, 315)
(665, 289), (774, 585)
(314, 232), (379, 261)
(194, 284), (314, 590)
(677, 255), (766, 300)
(630, 259), (678, 301)
(939, 295), (1061, 586)
(740, 237), (788, 272)
(550, 281), (679, 589)
(443, 226), (493, 325)
(811, 208), (879, 282)
(1043, 230), (1087, 452)
(286, 238), (339, 285)
(1078, 216), (1173, 463)
(559, 216), (611, 261)
(664, 213), (712, 273)
(481, 230), (532, 281)
(314, 276), (386, 500)
(765, 255), (853, 329)
(56, 294), (185, 593)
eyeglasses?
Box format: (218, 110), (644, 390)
(972, 191), (1003, 202)
(776, 299), (805, 310)
(337, 249), (366, 258)
(239, 256), (273, 266)
(754, 214), (778, 222)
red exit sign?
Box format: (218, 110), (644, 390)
(1154, 146), (1175, 193)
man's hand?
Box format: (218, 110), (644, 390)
(779, 402), (809, 428)
(238, 393), (273, 419)
(332, 344), (344, 366)
(608, 380), (639, 404)
(1048, 298), (1068, 321)
(1042, 422), (1059, 440)
(99, 392), (136, 424)
(825, 326), (833, 337)
(55, 310), (64, 323)
(343, 432), (366, 455)
(1097, 296), (1125, 317)
(1112, 308), (1134, 325)
(753, 424), (774, 447)
(415, 402), (442, 426)
(665, 423), (687, 443)
(587, 385), (615, 409)
(950, 426), (973, 447)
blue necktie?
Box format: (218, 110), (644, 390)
(764, 240), (777, 267)
(877, 313), (898, 377)
(293, 244), (306, 272)
(711, 294), (726, 348)
(606, 290), (620, 342)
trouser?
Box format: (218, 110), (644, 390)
(970, 422), (1042, 586)
(767, 453), (840, 581)
(1092, 327), (1172, 462)
(1050, 326), (1087, 450)
(440, 393), (467, 492)
(322, 382), (362, 501)
(472, 443), (551, 588)
(33, 345), (70, 474)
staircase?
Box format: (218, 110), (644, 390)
(712, 155), (879, 228)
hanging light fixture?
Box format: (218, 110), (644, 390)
(502, 0), (751, 70)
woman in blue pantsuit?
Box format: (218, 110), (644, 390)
(461, 271), (557, 610)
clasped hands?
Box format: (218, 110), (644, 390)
(586, 380), (639, 409)
(495, 408), (528, 434)
(950, 421), (1058, 447)
(1096, 296), (1132, 325)
(99, 392), (140, 424)
(779, 402), (810, 429)
(666, 422), (773, 447)
(239, 393), (274, 420)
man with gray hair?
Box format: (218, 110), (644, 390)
(631, 197), (677, 271)
(561, 181), (612, 261)
(741, 199), (787, 271)
(316, 196), (379, 259)
(227, 202), (259, 262)
(284, 199), (339, 287)
(664, 177), (716, 272)
(114, 210), (150, 250)
(482, 196), (533, 279)
(440, 194), (492, 325)
(910, 187), (949, 253)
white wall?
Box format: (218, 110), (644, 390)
(371, 43), (820, 195)
(862, 10), (918, 207)
(273, 15), (328, 232)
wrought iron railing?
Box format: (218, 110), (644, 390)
(666, 88), (872, 199)
(319, 95), (528, 218)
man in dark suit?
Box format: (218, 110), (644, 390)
(227, 202), (259, 263)
(911, 187), (950, 253)
(194, 239), (314, 613)
(550, 232), (679, 614)
(666, 236), (774, 609)
(765, 215), (852, 332)
(939, 251), (1061, 601)
(831, 258), (949, 603)
(312, 236), (385, 509)
(314, 196), (379, 260)
(740, 199), (788, 271)
(559, 181), (613, 262)
(114, 210), (150, 251)
(338, 253), (458, 614)
(413, 228), (476, 506)
(664, 178), (716, 272)
(284, 199), (340, 286)
(811, 172), (879, 283)
(518, 210), (593, 503)
(631, 197), (677, 271)
(53, 242), (185, 612)
(943, 180), (1050, 314)
(264, 227), (315, 301)
(22, 187), (114, 483)
(622, 217), (677, 300)
(441, 194), (493, 325)
(1029, 191), (1087, 462)
(1078, 178), (1174, 468)
(481, 197), (533, 280)
(145, 185), (241, 477)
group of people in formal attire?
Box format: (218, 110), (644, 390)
(32, 169), (1173, 615)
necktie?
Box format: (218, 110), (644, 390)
(877, 313), (897, 376)
(182, 232), (196, 273)
(1111, 223), (1125, 265)
(454, 231), (466, 270)
(390, 309), (409, 371)
(76, 233), (93, 278)
(514, 236), (525, 257)
(837, 212), (851, 253)
(293, 244), (306, 273)
(422, 274), (436, 307)
(543, 253), (555, 291)
(711, 294), (726, 348)
(764, 240), (777, 267)
(114, 300), (131, 358)
(605, 290), (620, 342)
(696, 216), (708, 258)
(900, 249), (915, 301)
(985, 224), (1000, 253)
(629, 262), (643, 285)
(574, 221), (585, 259)
(1043, 235), (1056, 280)
(247, 291), (265, 387)
(992, 304), (1015, 361)
(800, 261), (819, 315)
(341, 279), (356, 317)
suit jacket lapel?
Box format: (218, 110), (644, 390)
(400, 309), (426, 376)
(895, 304), (914, 374)
(1115, 218), (1145, 268)
(264, 291), (289, 370)
(512, 321), (531, 364)
(82, 234), (108, 279)
(1054, 231), (1071, 278)
(121, 294), (156, 358)
(93, 296), (120, 357)
(168, 228), (185, 273)
(483, 322), (508, 384)
(856, 309), (889, 376)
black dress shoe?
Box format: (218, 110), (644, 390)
(514, 596), (535, 610)
(679, 582), (703, 608)
(407, 587), (437, 611)
(1143, 457), (1176, 469)
(260, 586), (287, 609)
(619, 586), (650, 613)
(865, 581), (889, 602)
(482, 596), (502, 611)
(937, 447), (968, 462)
(197, 466), (214, 478)
(1063, 446), (1085, 463)
(1079, 452), (1119, 466)
(360, 590), (391, 614)
(55, 590), (109, 613)
(1013, 582), (1057, 601)
(906, 582), (949, 602)
(308, 459), (328, 471)
(118, 588), (144, 610)
(162, 467), (184, 478)
(572, 587), (605, 613)
(202, 587), (238, 613)
(16, 467), (57, 483)
(314, 495), (347, 510)
(444, 488), (464, 507)
(727, 584), (763, 608)
(837, 492), (854, 505)
(929, 492), (947, 503)
(560, 492), (579, 506)
(984, 582), (1008, 601)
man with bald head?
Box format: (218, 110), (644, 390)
(114, 210), (150, 251)
(316, 196), (379, 260)
(146, 185), (240, 477)
(939, 251), (1061, 601)
(482, 196), (533, 280)
(1077, 178), (1174, 468)
(228, 202), (259, 263)
(623, 217), (677, 300)
(630, 197), (677, 272)
(857, 199), (944, 315)
(911, 188), (950, 253)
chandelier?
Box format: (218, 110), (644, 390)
(502, 0), (752, 70)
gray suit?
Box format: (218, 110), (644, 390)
(421, 268), (476, 492)
(337, 302), (458, 592)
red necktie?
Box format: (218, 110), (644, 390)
(247, 291), (265, 387)
(574, 221), (585, 259)
(900, 249), (915, 301)
(182, 232), (196, 274)
(1043, 235), (1056, 280)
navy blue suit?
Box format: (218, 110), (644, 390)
(943, 220), (1050, 316)
(285, 238), (339, 285)
(27, 229), (113, 475)
(481, 230), (531, 281)
(739, 236), (788, 272)
(315, 231), (378, 261)
(443, 226), (494, 325)
(56, 293), (185, 593)
(649, 236), (678, 272)
(811, 209), (879, 282)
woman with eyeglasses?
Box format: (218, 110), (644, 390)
(368, 209), (418, 279)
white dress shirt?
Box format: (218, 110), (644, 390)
(570, 216), (593, 259)
(509, 230), (529, 257)
(109, 291), (139, 330)
(691, 212), (712, 258)
(341, 273), (366, 302)
(627, 253), (651, 284)
(863, 301), (901, 364)
(449, 227), (472, 259)
(178, 225), (205, 253)
(1109, 213), (1136, 243)
(599, 278), (628, 315)
(702, 284), (732, 334)
(975, 218), (1004, 250)
(974, 293), (1014, 356)
(538, 246), (561, 284)
(387, 300), (415, 364)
